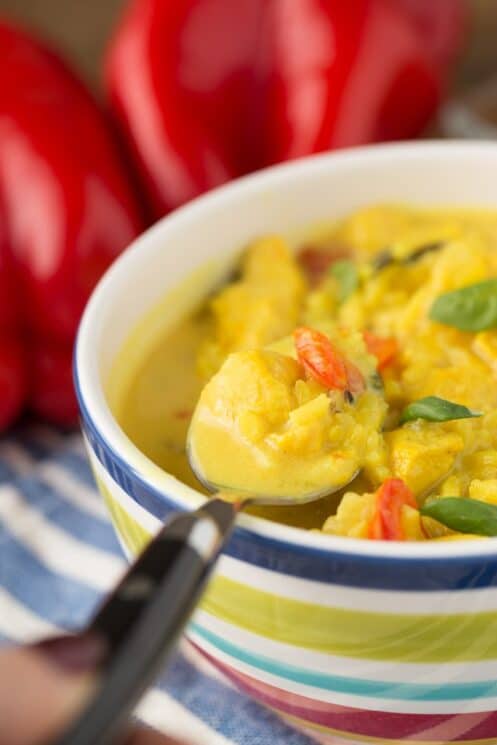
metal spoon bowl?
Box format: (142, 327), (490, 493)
(187, 437), (357, 507)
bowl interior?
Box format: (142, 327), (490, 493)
(76, 141), (497, 558)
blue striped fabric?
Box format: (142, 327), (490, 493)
(0, 425), (318, 745)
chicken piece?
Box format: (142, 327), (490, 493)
(385, 425), (464, 497)
(473, 331), (497, 376)
(469, 479), (497, 506)
(197, 237), (306, 378)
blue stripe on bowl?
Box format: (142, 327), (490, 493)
(190, 623), (497, 703)
(74, 366), (497, 593)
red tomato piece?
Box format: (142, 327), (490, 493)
(363, 331), (398, 371)
(294, 327), (347, 390)
(294, 326), (365, 394)
(298, 245), (351, 286)
(368, 478), (418, 541)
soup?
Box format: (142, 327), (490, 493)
(115, 205), (497, 540)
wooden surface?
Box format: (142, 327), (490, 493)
(0, 0), (496, 93)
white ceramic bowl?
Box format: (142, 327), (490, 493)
(76, 142), (497, 745)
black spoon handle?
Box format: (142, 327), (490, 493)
(48, 498), (237, 745)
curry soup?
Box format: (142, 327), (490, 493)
(114, 205), (497, 540)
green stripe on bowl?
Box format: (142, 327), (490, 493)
(98, 488), (497, 664)
(202, 574), (497, 663)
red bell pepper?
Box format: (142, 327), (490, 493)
(106, 0), (465, 219)
(396, 0), (467, 71)
(0, 22), (144, 429)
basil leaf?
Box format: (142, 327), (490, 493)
(330, 260), (358, 302)
(421, 497), (497, 537)
(429, 279), (497, 331)
(400, 396), (481, 424)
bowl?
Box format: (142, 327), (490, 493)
(75, 142), (497, 745)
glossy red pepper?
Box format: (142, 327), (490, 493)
(396, 0), (467, 71)
(0, 334), (28, 432)
(0, 22), (144, 429)
(106, 0), (464, 219)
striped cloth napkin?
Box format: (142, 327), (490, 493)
(0, 424), (318, 745)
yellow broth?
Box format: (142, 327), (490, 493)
(114, 205), (497, 539)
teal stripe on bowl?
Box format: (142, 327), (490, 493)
(190, 622), (497, 702)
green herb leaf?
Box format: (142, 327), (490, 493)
(429, 279), (497, 331)
(421, 497), (497, 537)
(400, 396), (482, 424)
(330, 260), (358, 302)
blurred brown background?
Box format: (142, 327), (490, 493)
(0, 0), (496, 94)
(0, 0), (125, 92)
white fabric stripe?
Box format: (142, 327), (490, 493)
(218, 553), (497, 615)
(187, 629), (497, 716)
(194, 609), (497, 685)
(38, 462), (107, 520)
(136, 689), (233, 745)
(0, 588), (58, 642)
(0, 486), (125, 591)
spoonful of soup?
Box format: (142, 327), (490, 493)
(188, 323), (387, 503)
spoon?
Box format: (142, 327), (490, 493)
(50, 334), (374, 743)
(48, 441), (353, 745)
